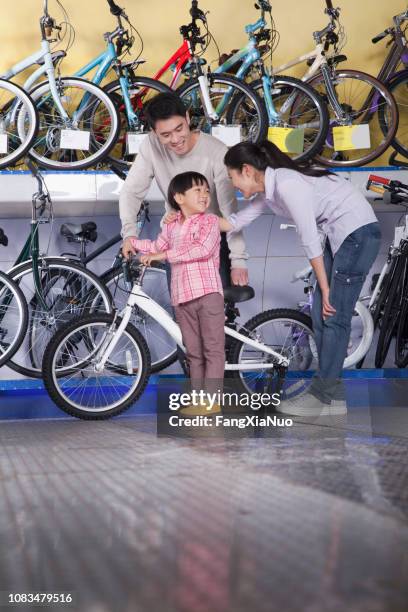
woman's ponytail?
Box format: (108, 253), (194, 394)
(224, 140), (332, 178)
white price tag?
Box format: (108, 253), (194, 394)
(60, 129), (90, 151)
(0, 134), (8, 154)
(127, 133), (147, 155)
(211, 125), (242, 147)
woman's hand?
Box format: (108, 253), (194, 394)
(163, 212), (178, 224)
(140, 252), (167, 266)
(321, 288), (336, 319)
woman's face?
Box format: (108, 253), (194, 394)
(227, 164), (263, 199)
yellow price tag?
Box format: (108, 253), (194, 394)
(267, 127), (304, 154)
(332, 124), (371, 151)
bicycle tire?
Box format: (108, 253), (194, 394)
(104, 76), (172, 167)
(227, 308), (316, 398)
(176, 73), (268, 143)
(395, 287), (408, 367)
(383, 70), (408, 159)
(343, 300), (374, 368)
(247, 76), (329, 163)
(0, 271), (28, 367)
(0, 79), (39, 169)
(308, 69), (398, 167)
(375, 250), (407, 368)
(20, 77), (120, 170)
(101, 265), (178, 373)
(42, 313), (151, 420)
(7, 257), (113, 378)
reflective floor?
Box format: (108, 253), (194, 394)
(0, 395), (407, 612)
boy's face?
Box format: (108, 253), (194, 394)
(154, 114), (193, 155)
(175, 181), (211, 217)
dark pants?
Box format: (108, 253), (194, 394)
(310, 222), (381, 403)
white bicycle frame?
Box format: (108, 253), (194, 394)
(94, 270), (290, 372)
(272, 43), (331, 82)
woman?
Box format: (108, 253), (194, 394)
(220, 141), (381, 417)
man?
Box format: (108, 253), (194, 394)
(120, 92), (249, 286)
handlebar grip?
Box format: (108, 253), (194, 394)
(107, 0), (123, 16)
(372, 30), (388, 44)
(368, 174), (391, 186)
(325, 0), (334, 9)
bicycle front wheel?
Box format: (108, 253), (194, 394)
(0, 79), (38, 169)
(0, 271), (28, 367)
(42, 313), (151, 420)
(20, 77), (120, 170)
(249, 76), (329, 163)
(228, 309), (317, 399)
(7, 258), (113, 378)
(104, 76), (172, 167)
(384, 71), (408, 159)
(309, 70), (398, 167)
(177, 74), (268, 143)
(102, 265), (178, 373)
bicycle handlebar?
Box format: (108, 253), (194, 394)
(372, 28), (392, 44)
(325, 0), (334, 9)
(367, 174), (408, 205)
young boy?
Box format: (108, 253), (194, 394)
(131, 171), (225, 415)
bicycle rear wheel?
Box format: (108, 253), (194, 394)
(228, 309), (317, 399)
(42, 313), (151, 420)
(0, 271), (28, 367)
(20, 77), (120, 170)
(177, 74), (268, 143)
(0, 79), (38, 169)
(7, 258), (113, 378)
(308, 70), (398, 167)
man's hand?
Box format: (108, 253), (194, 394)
(322, 288), (336, 319)
(163, 211), (178, 224)
(140, 252), (167, 266)
(231, 267), (249, 286)
(122, 236), (137, 260)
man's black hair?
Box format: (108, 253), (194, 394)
(167, 171), (209, 211)
(145, 93), (188, 129)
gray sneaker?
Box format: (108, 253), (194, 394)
(276, 392), (347, 417)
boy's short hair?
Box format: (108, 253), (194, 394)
(167, 172), (209, 211)
(145, 93), (188, 129)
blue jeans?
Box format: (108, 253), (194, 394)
(310, 222), (381, 403)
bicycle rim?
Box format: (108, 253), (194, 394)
(0, 271), (28, 367)
(0, 79), (38, 169)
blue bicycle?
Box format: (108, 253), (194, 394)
(212, 0), (329, 162)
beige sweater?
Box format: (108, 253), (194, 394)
(119, 131), (248, 268)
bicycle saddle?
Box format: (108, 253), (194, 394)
(224, 285), (255, 303)
(36, 50), (67, 67)
(0, 228), (8, 247)
(60, 222), (98, 242)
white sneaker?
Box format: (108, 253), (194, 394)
(276, 392), (347, 417)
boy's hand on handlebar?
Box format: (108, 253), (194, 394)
(140, 252), (167, 266)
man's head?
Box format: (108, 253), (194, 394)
(145, 93), (194, 156)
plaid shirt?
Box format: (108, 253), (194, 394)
(132, 212), (223, 306)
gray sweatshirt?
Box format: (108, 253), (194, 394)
(119, 131), (248, 269)
(229, 167), (378, 259)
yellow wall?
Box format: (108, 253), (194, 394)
(1, 0), (406, 163)
(1, 0), (405, 78)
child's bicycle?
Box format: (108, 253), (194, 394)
(42, 257), (317, 419)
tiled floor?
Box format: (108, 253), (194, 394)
(0, 397), (407, 612)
